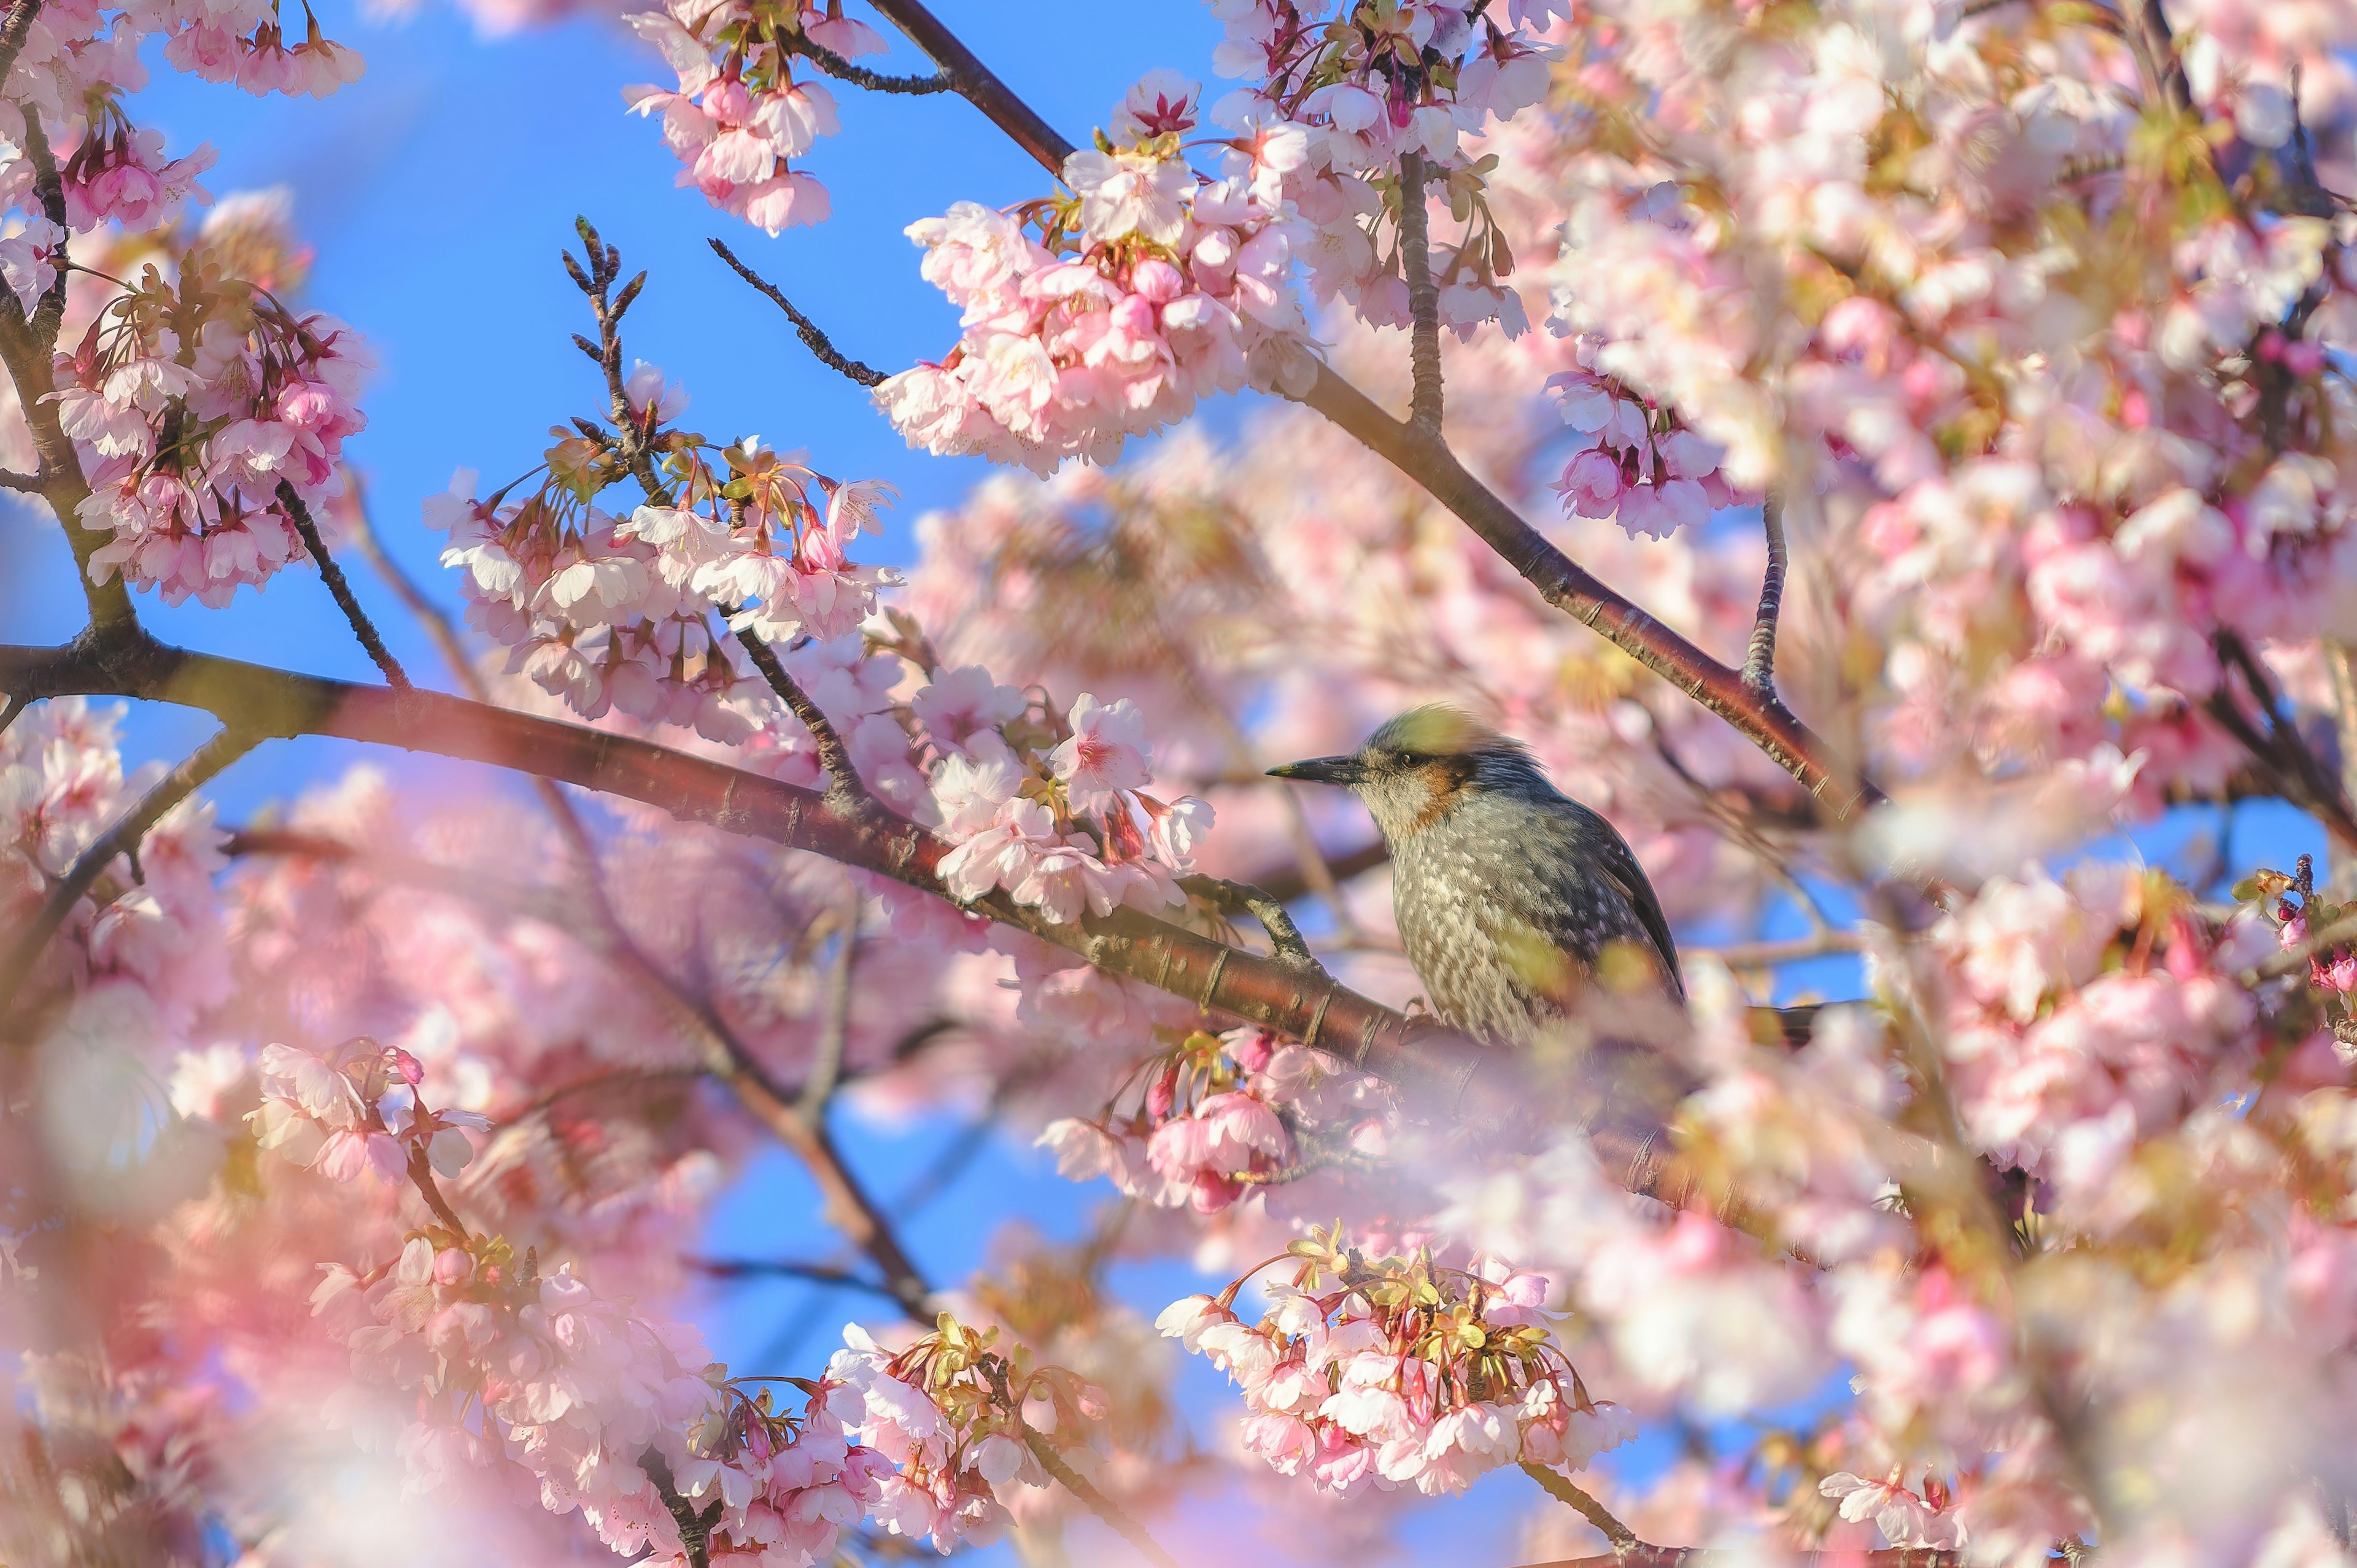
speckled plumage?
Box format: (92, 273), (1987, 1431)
(1272, 706), (1682, 1048)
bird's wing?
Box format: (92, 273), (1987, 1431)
(1587, 821), (1684, 1000)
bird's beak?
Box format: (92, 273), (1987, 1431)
(1267, 754), (1365, 787)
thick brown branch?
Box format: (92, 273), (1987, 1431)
(0, 0), (50, 87)
(863, 0), (1077, 171)
(1741, 490), (1787, 697)
(276, 481), (410, 689)
(0, 285), (131, 638)
(1, 631), (1813, 1244)
(0, 723), (257, 1016)
(1397, 150), (1443, 431)
(708, 238), (886, 387)
(0, 468), (39, 492)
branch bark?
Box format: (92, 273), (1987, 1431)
(1741, 490), (1787, 698)
(1520, 1552), (1964, 1568)
(709, 238), (886, 387)
(1397, 150), (1443, 432)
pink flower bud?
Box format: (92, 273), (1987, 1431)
(1132, 257), (1186, 303)
(433, 1247), (474, 1286)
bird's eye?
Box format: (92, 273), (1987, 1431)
(1395, 751), (1423, 766)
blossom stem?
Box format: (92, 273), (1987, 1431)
(0, 723), (257, 1021)
(402, 1143), (469, 1235)
(277, 481), (411, 690)
(1018, 1426), (1183, 1568)
(1517, 1461), (1639, 1550)
(708, 238), (886, 388)
(1739, 490), (1786, 700)
(1397, 150), (1443, 433)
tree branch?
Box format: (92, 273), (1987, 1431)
(851, 0), (1875, 818)
(0, 0), (50, 88)
(708, 238), (886, 388)
(0, 468), (39, 492)
(1180, 873), (1326, 973)
(0, 722), (258, 1017)
(1741, 490), (1787, 698)
(796, 889), (859, 1126)
(729, 622), (880, 817)
(689, 1255), (901, 1299)
(276, 480), (410, 689)
(862, 0), (1077, 173)
(1519, 1553), (1964, 1568)
(2206, 631), (2357, 851)
(1397, 150), (1443, 432)
(1019, 1426), (1183, 1568)
(783, 29), (954, 95)
(1519, 1461), (1638, 1550)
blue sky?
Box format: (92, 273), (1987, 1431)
(0, 6), (2335, 1562)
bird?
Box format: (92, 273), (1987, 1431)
(1268, 705), (1684, 1051)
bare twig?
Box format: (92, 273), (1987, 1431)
(1180, 873), (1326, 973)
(709, 238), (887, 388)
(782, 29), (954, 95)
(1699, 929), (1864, 968)
(1741, 490), (1787, 699)
(2207, 631), (2357, 851)
(1519, 1461), (1639, 1551)
(730, 622), (880, 816)
(797, 890), (860, 1126)
(276, 480), (410, 689)
(1019, 1427), (1183, 1568)
(0, 724), (258, 1016)
(1397, 150), (1443, 431)
(689, 1256), (900, 1299)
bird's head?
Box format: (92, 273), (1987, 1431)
(1267, 705), (1549, 843)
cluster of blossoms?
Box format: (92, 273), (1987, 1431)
(915, 669), (1213, 924)
(827, 1313), (1104, 1552)
(429, 365), (897, 743)
(312, 1222), (888, 1567)
(1160, 1226), (1633, 1498)
(1546, 337), (1744, 540)
(1817, 1468), (1966, 1552)
(877, 72), (1312, 474)
(624, 0), (873, 233)
(1039, 1025), (1398, 1215)
(58, 249), (371, 606)
(1904, 863), (2268, 1186)
(249, 1037), (489, 1185)
(145, 2), (365, 98)
(1207, 1), (1558, 336)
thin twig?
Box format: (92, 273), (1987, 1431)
(783, 30), (954, 96)
(1699, 929), (1864, 968)
(403, 1143), (470, 1234)
(0, 725), (258, 1017)
(1519, 1461), (1639, 1550)
(1397, 150), (1444, 431)
(689, 1256), (900, 1299)
(730, 622), (880, 815)
(277, 480), (409, 689)
(1019, 1427), (1183, 1568)
(709, 239), (887, 388)
(1180, 873), (1327, 973)
(1740, 490), (1787, 699)
(797, 889), (860, 1126)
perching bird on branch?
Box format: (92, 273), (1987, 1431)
(1269, 705), (1684, 1049)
